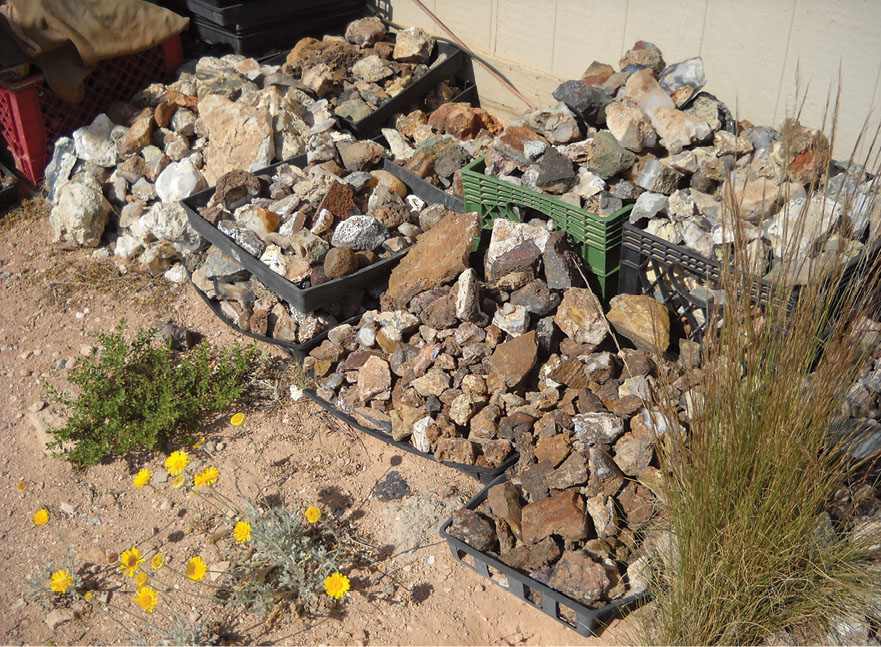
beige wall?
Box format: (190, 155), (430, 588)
(376, 0), (881, 159)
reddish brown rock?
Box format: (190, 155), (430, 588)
(487, 481), (523, 536)
(521, 490), (588, 544)
(548, 551), (611, 604)
(488, 331), (538, 390)
(534, 433), (571, 467)
(448, 509), (496, 551)
(435, 437), (477, 465)
(504, 536), (562, 571)
(582, 61), (615, 87)
(317, 181), (356, 219)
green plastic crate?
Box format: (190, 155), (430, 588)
(461, 156), (631, 299)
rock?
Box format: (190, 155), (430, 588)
(548, 551), (611, 604)
(581, 131), (637, 179)
(155, 160), (206, 203)
(552, 80), (611, 126)
(45, 608), (76, 630)
(523, 103), (581, 144)
(554, 288), (606, 346)
(142, 202), (200, 250)
(199, 94), (274, 184)
(411, 416), (434, 452)
(345, 16), (386, 47)
(542, 231), (581, 290)
(633, 156), (682, 194)
(72, 113), (117, 166)
(771, 118), (830, 185)
(324, 247), (360, 279)
(714, 130), (752, 157)
(613, 425), (656, 476)
(382, 128), (415, 160)
(535, 433), (571, 467)
(574, 412), (625, 446)
(606, 294), (670, 354)
(454, 268), (481, 321)
(630, 192), (668, 223)
(118, 108), (154, 156)
(488, 331), (538, 389)
(49, 177), (110, 247)
(330, 215), (386, 251)
(448, 509), (495, 551)
(487, 482), (523, 536)
(545, 451), (589, 489)
(658, 57), (706, 107)
(429, 103), (492, 139)
(766, 195), (841, 260)
(586, 495), (618, 538)
(358, 356), (391, 401)
(393, 27), (435, 63)
(652, 108), (712, 154)
(435, 437), (476, 464)
(521, 490), (588, 543)
(606, 99), (657, 152)
(352, 55), (394, 83)
(623, 69), (674, 120)
(535, 146), (576, 192)
(582, 61), (615, 86)
(492, 303), (530, 337)
(385, 212), (478, 309)
(586, 445), (626, 496)
(504, 536), (562, 570)
(337, 140), (385, 172)
(484, 219), (550, 281)
(44, 137), (77, 202)
(618, 481), (654, 528)
(411, 369), (450, 397)
(620, 40), (665, 73)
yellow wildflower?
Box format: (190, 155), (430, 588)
(193, 436), (207, 449)
(233, 521), (252, 544)
(119, 547), (144, 577)
(150, 553), (164, 571)
(185, 556), (207, 582)
(230, 412), (245, 427)
(193, 466), (219, 488)
(83, 591), (94, 602)
(32, 508), (49, 526)
(171, 475), (185, 489)
(49, 569), (73, 595)
(132, 586), (158, 614)
(164, 450), (189, 476)
(132, 468), (152, 489)
(323, 572), (350, 600)
(135, 571), (149, 587)
(304, 506), (321, 524)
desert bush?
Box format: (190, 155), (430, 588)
(48, 323), (261, 466)
(644, 95), (881, 644)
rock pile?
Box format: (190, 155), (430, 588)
(381, 103), (502, 188)
(190, 244), (377, 345)
(195, 149), (454, 286)
(476, 42), (879, 282)
(304, 212), (604, 468)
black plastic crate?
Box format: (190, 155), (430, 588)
(439, 475), (648, 637)
(619, 222), (881, 340)
(339, 41), (471, 139)
(380, 158), (465, 212)
(182, 155), (410, 314)
(186, 0), (365, 29)
(303, 389), (516, 482)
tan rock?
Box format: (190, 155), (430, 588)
(199, 95), (274, 184)
(606, 294), (670, 355)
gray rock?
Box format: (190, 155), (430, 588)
(524, 103), (582, 144)
(331, 215), (387, 251)
(552, 80), (612, 126)
(630, 191), (668, 223)
(72, 113), (117, 167)
(583, 131), (636, 179)
(44, 137), (77, 203)
(352, 55), (394, 83)
(492, 303), (530, 337)
(658, 57), (706, 107)
(634, 157), (682, 194)
(49, 176), (110, 247)
(574, 412), (625, 446)
(393, 27), (435, 63)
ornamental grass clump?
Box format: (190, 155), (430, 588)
(645, 91), (881, 644)
(48, 322), (262, 466)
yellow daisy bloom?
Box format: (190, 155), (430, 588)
(164, 450), (189, 477)
(230, 412), (245, 427)
(132, 586), (158, 614)
(233, 521), (252, 544)
(185, 556), (207, 582)
(135, 571), (149, 587)
(150, 553), (165, 571)
(304, 506), (321, 524)
(49, 569), (73, 595)
(83, 591), (94, 602)
(171, 475), (185, 489)
(32, 508), (49, 526)
(132, 468), (152, 489)
(119, 547), (144, 577)
(323, 572), (350, 600)
(193, 466), (219, 489)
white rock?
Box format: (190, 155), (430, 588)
(155, 160), (206, 203)
(141, 202), (200, 251)
(49, 177), (110, 247)
(114, 233), (143, 258)
(382, 128), (415, 160)
(72, 113), (117, 167)
(260, 244), (287, 276)
(766, 195), (842, 260)
(630, 191), (668, 223)
(411, 416), (434, 453)
(163, 263), (188, 284)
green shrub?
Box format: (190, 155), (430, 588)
(49, 323), (260, 466)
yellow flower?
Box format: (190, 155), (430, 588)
(119, 547), (144, 577)
(193, 436), (207, 449)
(230, 412), (245, 427)
(323, 572), (350, 600)
(150, 553), (164, 571)
(132, 468), (152, 489)
(171, 475), (185, 489)
(132, 586), (158, 613)
(83, 591), (94, 602)
(304, 506), (321, 525)
(135, 571), (149, 587)
(32, 508), (49, 526)
(193, 466), (219, 489)
(49, 569), (73, 595)
(16, 479), (26, 493)
(233, 521), (252, 544)
(164, 450), (189, 477)
(185, 556), (207, 582)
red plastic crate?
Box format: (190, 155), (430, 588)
(0, 35), (183, 185)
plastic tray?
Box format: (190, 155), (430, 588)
(381, 158), (465, 212)
(303, 388), (516, 482)
(338, 41), (470, 139)
(0, 35), (183, 185)
(439, 475), (649, 637)
(182, 153), (414, 313)
(185, 0), (365, 29)
(460, 157), (631, 300)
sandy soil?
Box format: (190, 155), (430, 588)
(0, 198), (635, 645)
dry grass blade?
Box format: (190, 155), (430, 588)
(644, 80), (881, 645)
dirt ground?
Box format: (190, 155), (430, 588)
(0, 198), (635, 645)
